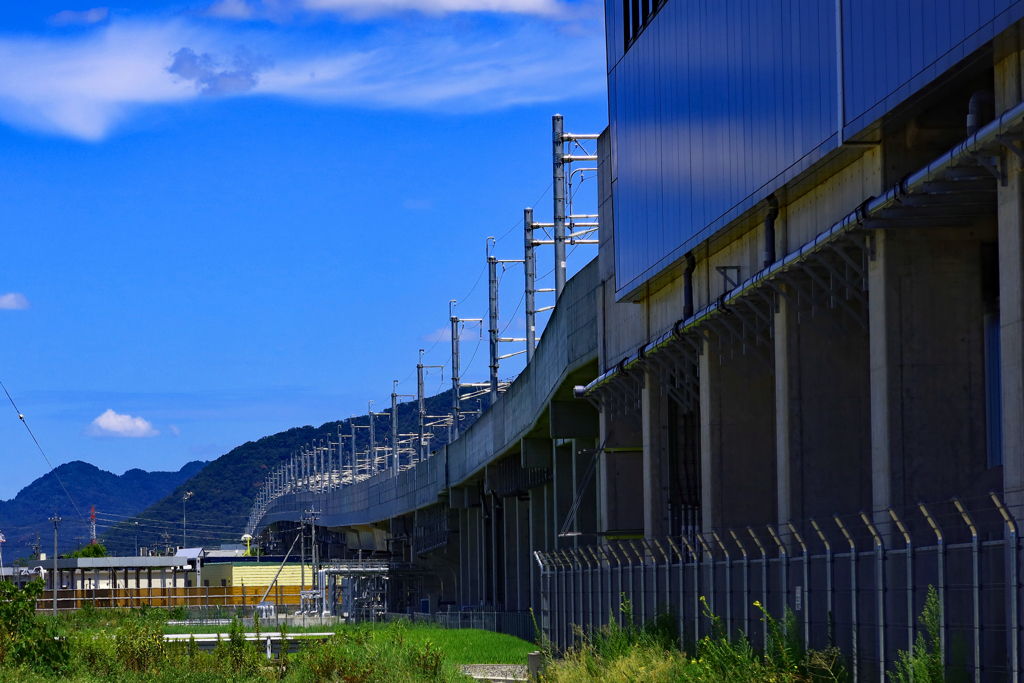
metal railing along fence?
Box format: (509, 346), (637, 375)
(536, 491), (1024, 683)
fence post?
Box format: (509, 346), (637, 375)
(712, 532), (732, 640)
(668, 538), (686, 650)
(809, 519), (833, 647)
(861, 511), (885, 683)
(596, 546), (611, 629)
(888, 509), (914, 669)
(629, 541), (646, 627)
(919, 502), (945, 665)
(992, 491), (1019, 683)
(652, 540), (670, 632)
(834, 516), (858, 683)
(587, 547), (599, 635)
(766, 526), (788, 633)
(787, 522), (809, 647)
(678, 535), (699, 644)
(607, 544), (623, 627)
(953, 496), (981, 683)
(747, 527), (768, 653)
(730, 530), (750, 640)
(696, 534), (715, 630)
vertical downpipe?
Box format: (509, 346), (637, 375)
(763, 195), (780, 268)
(683, 253), (696, 320)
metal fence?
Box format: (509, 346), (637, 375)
(536, 493), (1024, 683)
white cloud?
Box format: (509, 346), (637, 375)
(0, 293), (29, 310)
(0, 15), (604, 140)
(86, 409), (160, 437)
(422, 326), (451, 343)
(49, 8), (109, 26)
(208, 0), (563, 20)
(206, 0), (255, 19)
(169, 424), (182, 436)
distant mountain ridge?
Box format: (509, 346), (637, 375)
(98, 387), (488, 555)
(0, 460), (207, 560)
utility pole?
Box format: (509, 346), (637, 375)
(524, 208), (537, 362)
(182, 491), (193, 548)
(391, 383), (400, 474)
(48, 512), (61, 616)
(488, 250), (499, 404)
(350, 415), (357, 482)
(553, 114), (566, 298)
(368, 400), (376, 473)
(418, 351), (444, 463)
(450, 301), (461, 441)
(488, 236), (526, 402)
(417, 351), (426, 463)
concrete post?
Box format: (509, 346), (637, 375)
(699, 333), (777, 530)
(642, 371), (669, 539)
(998, 43), (1024, 505)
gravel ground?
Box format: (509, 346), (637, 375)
(460, 664), (529, 681)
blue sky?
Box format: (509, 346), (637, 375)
(0, 0), (607, 500)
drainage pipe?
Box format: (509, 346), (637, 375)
(968, 90), (995, 136)
(763, 194), (780, 268)
(682, 252), (696, 319)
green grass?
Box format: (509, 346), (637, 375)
(389, 624), (535, 665)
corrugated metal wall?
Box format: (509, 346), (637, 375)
(607, 0), (1024, 298)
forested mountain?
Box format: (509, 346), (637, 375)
(0, 460), (207, 560)
(98, 388), (488, 555)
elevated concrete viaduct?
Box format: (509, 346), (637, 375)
(247, 12), (1024, 681)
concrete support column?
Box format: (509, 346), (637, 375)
(529, 487), (546, 610)
(554, 444), (573, 547)
(699, 333), (777, 530)
(598, 408), (643, 535)
(502, 495), (517, 610)
(774, 285), (872, 532)
(998, 43), (1024, 504)
(642, 371), (669, 538)
(868, 228), (991, 515)
(517, 496), (531, 610)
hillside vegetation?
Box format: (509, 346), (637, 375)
(0, 460), (206, 561)
(99, 388), (487, 554)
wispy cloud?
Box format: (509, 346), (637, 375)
(422, 326), (451, 343)
(207, 0), (565, 20)
(0, 11), (604, 140)
(85, 409), (160, 437)
(0, 293), (29, 310)
(49, 7), (109, 26)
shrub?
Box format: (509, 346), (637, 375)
(115, 616), (166, 673)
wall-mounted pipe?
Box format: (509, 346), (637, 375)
(682, 252), (696, 319)
(967, 90), (994, 136)
(577, 95), (1024, 401)
(763, 194), (780, 268)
